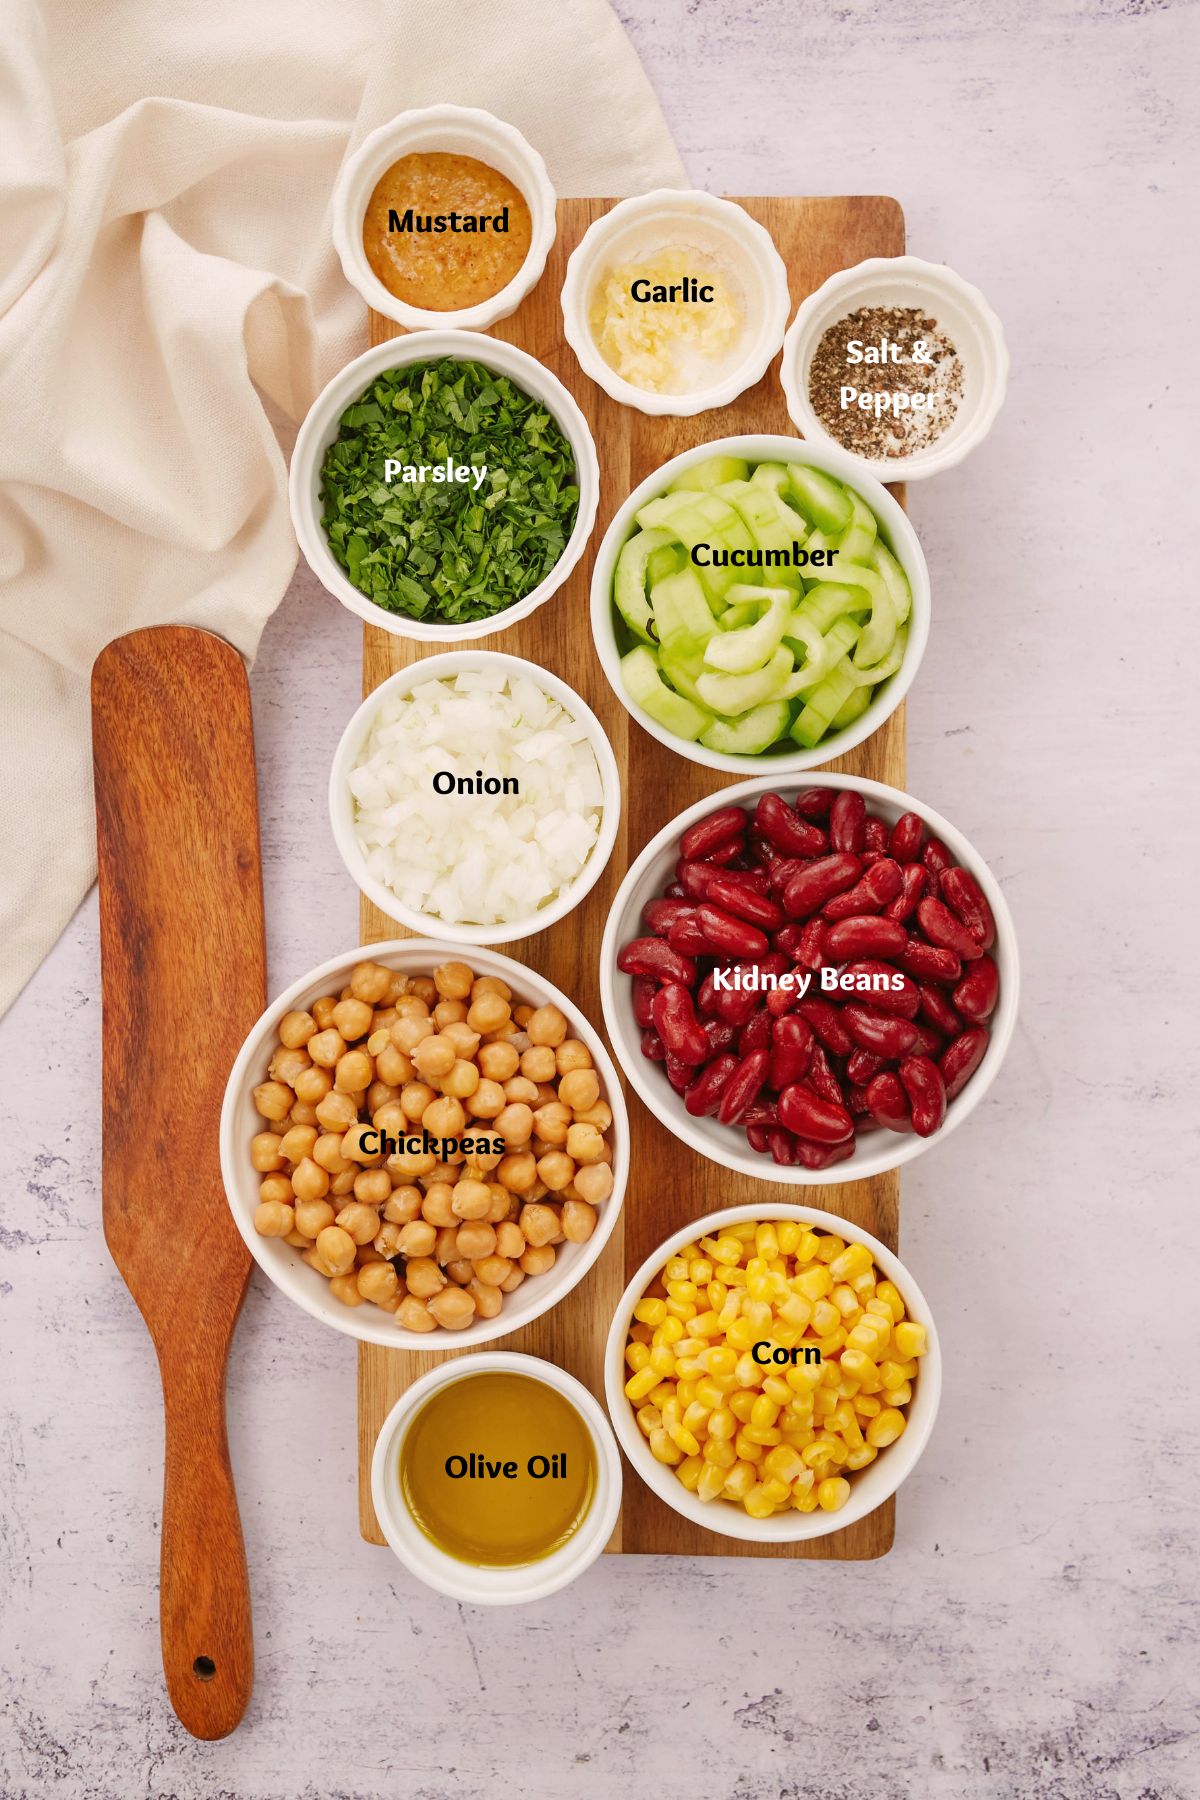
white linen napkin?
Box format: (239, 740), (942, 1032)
(0, 0), (685, 1013)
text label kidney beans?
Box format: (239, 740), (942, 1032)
(624, 787), (1003, 1164)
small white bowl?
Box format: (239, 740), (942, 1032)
(372, 1350), (622, 1604)
(220, 940), (628, 1347)
(290, 331), (599, 643)
(606, 1203), (941, 1544)
(332, 105), (557, 333)
(561, 190), (790, 417)
(599, 771), (1018, 1185)
(589, 433), (929, 774)
(329, 650), (622, 946)
(781, 256), (1009, 481)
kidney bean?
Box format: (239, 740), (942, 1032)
(705, 876), (784, 930)
(769, 1013), (814, 1090)
(754, 791), (829, 857)
(923, 837), (954, 875)
(618, 937), (696, 987)
(746, 1124), (771, 1154)
(716, 1048), (770, 1125)
(683, 1053), (739, 1117)
(651, 983), (710, 1064)
(680, 806), (747, 861)
(632, 976), (657, 1028)
(766, 856), (806, 896)
(663, 881), (686, 899)
(778, 1083), (854, 1143)
(704, 841), (744, 867)
(642, 897), (691, 937)
(783, 853), (863, 918)
(795, 1137), (857, 1170)
(639, 1028), (666, 1062)
(847, 1046), (885, 1086)
(864, 816), (890, 854)
(847, 1084), (872, 1117)
(917, 896), (984, 962)
(766, 1128), (798, 1166)
(806, 1043), (847, 1108)
(899, 940), (962, 983)
(919, 982), (964, 1038)
(766, 983), (801, 1018)
(823, 915), (909, 962)
(898, 1055), (947, 1137)
(794, 787), (834, 817)
(710, 864), (772, 895)
(829, 789), (867, 853)
(843, 1005), (920, 1058)
(798, 998), (854, 1056)
(739, 1008), (772, 1054)
(743, 1099), (780, 1127)
(695, 971), (720, 1017)
(666, 913), (711, 956)
(665, 1053), (694, 1094)
(953, 954), (999, 1023)
(692, 905), (768, 959)
(885, 863), (928, 923)
(749, 831), (785, 873)
(889, 811), (925, 863)
(908, 1020), (947, 1059)
(797, 917), (827, 970)
(940, 866), (996, 950)
(823, 858), (904, 920)
(772, 922), (806, 958)
(676, 858), (718, 901)
(715, 982), (760, 1027)
(940, 1025), (989, 1101)
(834, 962), (921, 1019)
(703, 1016), (738, 1055)
(865, 1070), (912, 1132)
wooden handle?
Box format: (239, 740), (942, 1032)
(159, 1344), (253, 1739)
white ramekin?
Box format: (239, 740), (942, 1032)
(600, 772), (1018, 1185)
(332, 105), (557, 332)
(220, 940), (628, 1347)
(561, 190), (791, 417)
(290, 332), (599, 643)
(781, 256), (1009, 481)
(589, 433), (929, 774)
(372, 1351), (622, 1604)
(328, 650), (622, 946)
(606, 1203), (941, 1544)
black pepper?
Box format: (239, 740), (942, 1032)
(807, 305), (963, 459)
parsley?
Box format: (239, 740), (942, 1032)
(319, 359), (580, 625)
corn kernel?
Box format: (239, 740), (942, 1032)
(689, 1258), (714, 1286)
(709, 1235), (743, 1266)
(817, 1477), (851, 1512)
(695, 1378), (727, 1411)
(633, 1297), (667, 1327)
(702, 1437), (737, 1468)
(762, 1445), (804, 1484)
(727, 1319), (758, 1353)
(762, 1374), (792, 1407)
(893, 1320), (927, 1359)
(665, 1298), (697, 1321)
(840, 1347), (877, 1387)
(625, 1341), (650, 1372)
(708, 1407), (736, 1441)
(866, 1407), (907, 1448)
(674, 1379), (698, 1408)
(650, 1381), (677, 1408)
(831, 1283), (860, 1319)
(815, 1235), (844, 1264)
(704, 1345), (737, 1378)
(649, 1346), (676, 1377)
(669, 1424), (700, 1456)
(653, 1315), (685, 1346)
(706, 1281), (728, 1311)
(796, 1265), (832, 1302)
(845, 1443), (879, 1471)
(755, 1223), (780, 1261)
(777, 1293), (813, 1331)
(649, 1427), (683, 1464)
(743, 1425), (782, 1447)
(876, 1280), (906, 1321)
(635, 1405), (662, 1434)
(811, 1299), (841, 1336)
(829, 1242), (873, 1283)
(629, 1321), (653, 1345)
(723, 1459), (757, 1500)
(676, 1454), (703, 1491)
(776, 1221), (801, 1255)
(624, 1365), (659, 1400)
(793, 1486), (819, 1512)
(683, 1401), (709, 1435)
(759, 1477), (790, 1506)
(743, 1483), (776, 1519)
(734, 1432), (764, 1462)
(697, 1462), (727, 1503)
(796, 1231), (821, 1262)
(884, 1381), (912, 1407)
(750, 1395), (780, 1429)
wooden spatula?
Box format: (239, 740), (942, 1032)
(92, 626), (265, 1739)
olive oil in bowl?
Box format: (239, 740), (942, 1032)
(399, 1370), (597, 1568)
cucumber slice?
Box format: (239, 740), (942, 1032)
(614, 527), (678, 644)
(721, 598), (763, 632)
(699, 699), (791, 755)
(830, 685), (872, 730)
(621, 645), (714, 742)
(716, 480), (809, 577)
(703, 591), (792, 673)
(787, 616), (863, 697)
(823, 557), (897, 670)
(836, 492), (879, 565)
(870, 539), (912, 625)
(794, 583), (868, 633)
(659, 637), (709, 707)
(845, 622), (908, 686)
(791, 656), (861, 748)
(650, 567), (718, 649)
(696, 646), (794, 717)
(667, 455), (751, 493)
(634, 494), (753, 605)
(786, 465), (853, 535)
(750, 462), (790, 493)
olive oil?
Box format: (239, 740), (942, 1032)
(399, 1372), (596, 1567)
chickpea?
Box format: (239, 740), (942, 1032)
(487, 1185), (516, 1223)
(253, 1080), (294, 1122)
(566, 1123), (605, 1165)
(558, 1069), (601, 1114)
(383, 1187), (423, 1225)
(284, 1230), (309, 1248)
(396, 1295), (438, 1333)
(293, 1196), (335, 1239)
(497, 1152), (537, 1193)
(472, 1254), (514, 1287)
(366, 1081), (399, 1117)
(353, 1167), (391, 1206)
(340, 1123), (383, 1166)
(373, 1006), (399, 1031)
(400, 1081), (436, 1123)
(534, 1150), (574, 1193)
(413, 1034), (456, 1082)
(393, 994), (429, 1021)
(301, 1245), (337, 1279)
(494, 1103), (534, 1148)
(289, 1157), (329, 1203)
(428, 1286), (476, 1330)
(289, 1101), (320, 1129)
(376, 1043), (414, 1087)
(391, 1014), (435, 1054)
(389, 1147), (437, 1180)
(554, 1038), (591, 1075)
(465, 1078), (505, 1121)
(432, 998), (468, 1030)
(279, 1010), (317, 1049)
(396, 1220), (437, 1258)
(512, 1004), (534, 1028)
(441, 1058), (480, 1100)
(470, 1044), (512, 1087)
(495, 1221), (525, 1260)
(501, 1076), (540, 1106)
(328, 1273), (361, 1307)
(329, 998), (371, 1042)
(331, 1166), (357, 1196)
(433, 1225), (458, 1264)
(520, 1045), (558, 1083)
(451, 1178), (492, 1221)
(307, 1029), (346, 1070)
(468, 1277), (504, 1320)
(470, 1148), (504, 1176)
(571, 1101), (613, 1132)
(419, 1183), (457, 1227)
(444, 1258), (474, 1286)
(293, 1064), (332, 1107)
(357, 1261), (399, 1306)
(349, 961), (392, 1005)
(312, 1133), (351, 1176)
(422, 1095), (465, 1140)
(269, 1046), (311, 1089)
(467, 991), (510, 1035)
(573, 1161), (614, 1206)
(373, 1220), (403, 1257)
(251, 1132), (284, 1173)
(311, 996), (338, 1029)
(473, 974), (512, 998)
(562, 1199), (598, 1243)
(434, 961), (475, 1001)
(315, 1225), (355, 1276)
(519, 1243), (556, 1276)
(336, 1203), (380, 1247)
(254, 1200), (295, 1238)
(405, 1257), (446, 1299)
(519, 1202), (560, 1247)
(499, 1267), (526, 1294)
(442, 1021), (482, 1059)
(527, 1004), (568, 1048)
(532, 1102), (570, 1147)
(314, 1090), (357, 1134)
(335, 1048), (374, 1093)
(455, 1221), (496, 1261)
(277, 1125), (318, 1165)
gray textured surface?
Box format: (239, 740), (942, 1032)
(3, 1), (1199, 1795)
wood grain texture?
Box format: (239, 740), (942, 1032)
(93, 627), (264, 1737)
(357, 197), (905, 1559)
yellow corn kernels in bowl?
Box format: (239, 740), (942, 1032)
(622, 1219), (929, 1520)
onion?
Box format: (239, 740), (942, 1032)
(349, 672), (605, 925)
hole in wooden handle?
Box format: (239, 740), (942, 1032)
(193, 1655), (217, 1682)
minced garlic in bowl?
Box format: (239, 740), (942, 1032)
(588, 247), (745, 396)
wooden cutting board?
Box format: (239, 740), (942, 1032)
(356, 196), (905, 1558)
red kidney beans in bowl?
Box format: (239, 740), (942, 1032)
(615, 786), (1001, 1168)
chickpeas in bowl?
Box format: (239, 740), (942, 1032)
(221, 941), (628, 1347)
